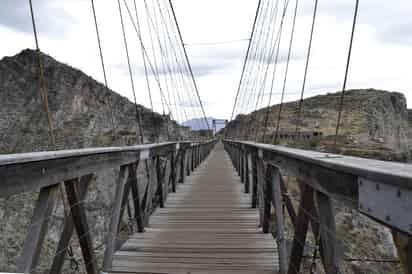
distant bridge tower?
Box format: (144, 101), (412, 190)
(212, 119), (228, 136)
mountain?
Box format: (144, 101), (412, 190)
(182, 117), (227, 132)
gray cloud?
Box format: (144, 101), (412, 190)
(0, 0), (74, 37)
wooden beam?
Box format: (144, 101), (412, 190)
(17, 184), (59, 273)
(287, 185), (314, 274)
(392, 230), (412, 274)
(316, 191), (341, 273)
(49, 175), (93, 274)
(103, 165), (129, 271)
(129, 163), (144, 233)
(65, 178), (98, 274)
(271, 167), (288, 274)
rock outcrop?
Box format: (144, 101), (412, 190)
(226, 89), (412, 160)
(226, 89), (411, 273)
(0, 49), (192, 273)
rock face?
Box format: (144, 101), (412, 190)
(0, 49), (192, 273)
(0, 49), (190, 154)
(226, 89), (411, 273)
(226, 89), (412, 160)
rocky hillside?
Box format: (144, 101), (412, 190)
(226, 89), (412, 160)
(227, 89), (411, 273)
(0, 49), (193, 273)
(0, 49), (191, 154)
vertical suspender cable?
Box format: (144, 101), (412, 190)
(28, 0), (56, 147)
(294, 0), (318, 137)
(168, 0), (212, 137)
(90, 0), (117, 137)
(117, 0), (145, 144)
(260, 0), (290, 143)
(334, 0), (359, 147)
(133, 0), (154, 110)
(228, 0), (262, 127)
(273, 0), (299, 144)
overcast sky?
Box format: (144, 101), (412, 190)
(0, 0), (411, 122)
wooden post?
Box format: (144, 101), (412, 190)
(245, 152), (250, 193)
(271, 167), (288, 274)
(65, 179), (98, 274)
(316, 191), (342, 273)
(262, 164), (271, 233)
(171, 150), (177, 192)
(50, 175), (93, 274)
(180, 149), (186, 183)
(129, 163), (144, 233)
(256, 150), (266, 229)
(17, 184), (59, 273)
(287, 185), (314, 274)
(251, 152), (258, 208)
(102, 165), (128, 271)
(155, 156), (165, 208)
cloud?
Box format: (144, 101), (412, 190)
(377, 21), (412, 45)
(0, 0), (75, 37)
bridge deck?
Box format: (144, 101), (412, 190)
(110, 143), (278, 274)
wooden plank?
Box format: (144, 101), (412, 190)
(271, 168), (288, 274)
(65, 179), (98, 274)
(103, 165), (129, 270)
(49, 174), (93, 274)
(316, 191), (342, 273)
(287, 184), (313, 274)
(109, 142), (279, 274)
(16, 184), (59, 273)
(129, 163), (144, 233)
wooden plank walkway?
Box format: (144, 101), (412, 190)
(110, 142), (279, 274)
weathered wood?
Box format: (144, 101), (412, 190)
(103, 165), (129, 271)
(271, 167), (288, 274)
(129, 163), (144, 233)
(65, 178), (98, 274)
(245, 153), (250, 193)
(256, 152), (266, 229)
(262, 164), (271, 234)
(156, 156), (165, 208)
(17, 184), (59, 273)
(251, 152), (258, 208)
(279, 176), (297, 228)
(171, 151), (177, 192)
(316, 191), (341, 273)
(287, 185), (314, 274)
(392, 230), (412, 274)
(49, 175), (93, 274)
(110, 142), (278, 274)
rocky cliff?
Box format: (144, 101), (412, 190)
(226, 89), (412, 160)
(0, 49), (192, 273)
(226, 89), (411, 273)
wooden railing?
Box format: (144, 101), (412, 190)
(0, 140), (216, 274)
(224, 140), (412, 274)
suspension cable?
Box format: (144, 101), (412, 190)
(90, 0), (117, 137)
(168, 0), (212, 136)
(117, 0), (145, 144)
(260, 0), (291, 143)
(273, 0), (299, 144)
(334, 0), (359, 148)
(294, 0), (318, 137)
(228, 0), (262, 126)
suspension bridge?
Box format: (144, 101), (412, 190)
(1, 0), (412, 274)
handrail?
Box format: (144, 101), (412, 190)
(223, 139), (412, 274)
(0, 139), (217, 274)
